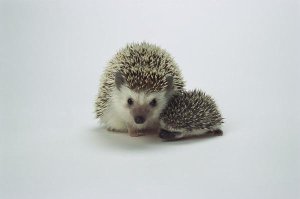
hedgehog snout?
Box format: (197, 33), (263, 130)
(134, 116), (145, 124)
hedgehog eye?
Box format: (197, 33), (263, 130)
(127, 98), (133, 106)
(149, 99), (157, 107)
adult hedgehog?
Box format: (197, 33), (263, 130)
(95, 42), (185, 136)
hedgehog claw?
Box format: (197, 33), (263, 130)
(159, 129), (181, 140)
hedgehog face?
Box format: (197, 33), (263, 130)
(112, 85), (169, 129)
(113, 71), (173, 129)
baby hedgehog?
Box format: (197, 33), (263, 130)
(95, 42), (185, 137)
(159, 90), (223, 140)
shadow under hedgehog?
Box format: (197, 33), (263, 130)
(95, 42), (185, 137)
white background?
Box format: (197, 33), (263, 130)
(1, 0), (299, 198)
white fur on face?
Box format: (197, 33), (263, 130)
(112, 86), (168, 129)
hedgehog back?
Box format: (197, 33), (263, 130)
(96, 42), (185, 118)
(160, 90), (223, 131)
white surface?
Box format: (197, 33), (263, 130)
(1, 0), (300, 199)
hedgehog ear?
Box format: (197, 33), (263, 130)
(166, 75), (174, 91)
(115, 71), (125, 90)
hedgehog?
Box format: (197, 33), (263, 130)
(95, 42), (185, 137)
(159, 90), (224, 140)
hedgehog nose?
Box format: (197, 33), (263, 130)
(134, 116), (145, 124)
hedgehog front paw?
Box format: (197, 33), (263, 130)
(107, 127), (127, 132)
(129, 131), (145, 137)
(159, 129), (182, 140)
(209, 129), (223, 136)
(128, 127), (145, 137)
(214, 129), (223, 136)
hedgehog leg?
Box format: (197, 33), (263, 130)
(159, 129), (183, 140)
(128, 126), (145, 137)
(107, 127), (127, 133)
(207, 129), (223, 136)
(213, 129), (223, 136)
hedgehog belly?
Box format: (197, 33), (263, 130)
(159, 90), (223, 140)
